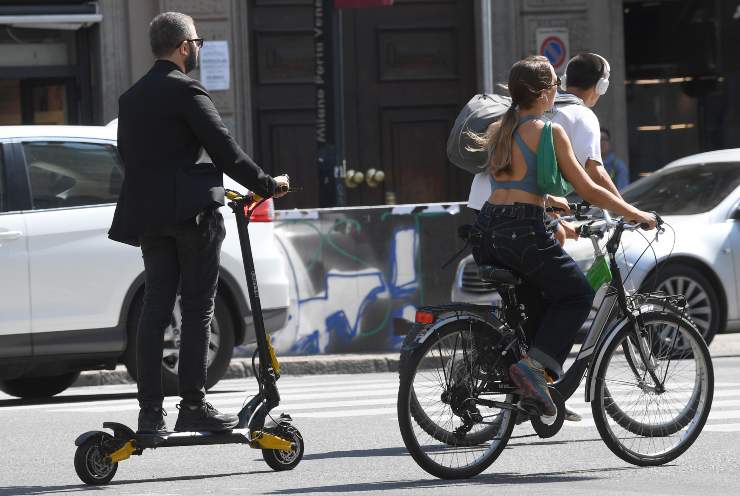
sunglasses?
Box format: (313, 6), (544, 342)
(548, 76), (561, 88)
(179, 38), (204, 48)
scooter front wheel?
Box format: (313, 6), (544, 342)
(74, 433), (118, 485)
(262, 424), (304, 471)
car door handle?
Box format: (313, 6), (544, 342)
(0, 230), (23, 241)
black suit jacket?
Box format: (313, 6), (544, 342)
(109, 60), (275, 246)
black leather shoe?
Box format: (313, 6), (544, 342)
(174, 402), (238, 432)
(137, 406), (167, 434)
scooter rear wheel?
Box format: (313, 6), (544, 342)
(74, 433), (118, 485)
(262, 424), (304, 471)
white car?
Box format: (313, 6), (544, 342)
(0, 125), (289, 398)
(453, 149), (740, 344)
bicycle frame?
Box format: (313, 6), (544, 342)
(405, 208), (666, 409)
(554, 218), (665, 404)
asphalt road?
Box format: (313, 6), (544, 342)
(0, 356), (739, 496)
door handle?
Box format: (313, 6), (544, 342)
(0, 230), (23, 241)
(365, 168), (385, 188)
(344, 169), (365, 189)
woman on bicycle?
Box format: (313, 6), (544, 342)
(473, 55), (656, 417)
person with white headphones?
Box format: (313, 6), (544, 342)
(468, 52), (621, 216)
(552, 52), (622, 200)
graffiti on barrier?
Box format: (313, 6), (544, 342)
(266, 204), (471, 355)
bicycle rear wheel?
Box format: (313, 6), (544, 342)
(397, 321), (516, 479)
(591, 310), (713, 466)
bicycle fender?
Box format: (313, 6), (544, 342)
(584, 317), (630, 403)
(401, 313), (492, 353)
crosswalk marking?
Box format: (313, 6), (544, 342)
(2, 374), (740, 432)
(703, 423), (740, 432)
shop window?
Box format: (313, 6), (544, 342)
(0, 81), (22, 125)
(22, 141), (122, 210)
(30, 84), (68, 125)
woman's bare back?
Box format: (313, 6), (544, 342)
(487, 118), (547, 206)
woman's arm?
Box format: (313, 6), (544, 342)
(552, 124), (654, 227)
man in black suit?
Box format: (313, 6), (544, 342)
(109, 11), (289, 434)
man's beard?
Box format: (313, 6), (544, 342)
(184, 47), (198, 73)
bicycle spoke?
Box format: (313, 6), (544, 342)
(399, 325), (515, 477)
(592, 315), (712, 465)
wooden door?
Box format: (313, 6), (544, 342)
(249, 1), (318, 209)
(342, 0), (476, 206)
(249, 0), (476, 208)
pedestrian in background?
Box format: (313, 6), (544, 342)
(600, 128), (630, 191)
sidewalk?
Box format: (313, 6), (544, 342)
(71, 332), (740, 389)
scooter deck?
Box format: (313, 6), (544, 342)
(136, 428), (251, 448)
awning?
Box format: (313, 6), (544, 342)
(0, 2), (101, 30)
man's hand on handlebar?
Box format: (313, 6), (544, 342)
(560, 220), (579, 240)
(545, 195), (571, 215)
(627, 209), (659, 230)
(273, 174), (290, 198)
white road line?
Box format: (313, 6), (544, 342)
(4, 374), (739, 422)
(702, 423), (740, 432)
(292, 407), (397, 419)
(3, 381), (407, 413)
(47, 388), (401, 413)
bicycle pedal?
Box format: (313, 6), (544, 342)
(517, 399), (543, 417)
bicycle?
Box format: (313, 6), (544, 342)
(396, 202), (714, 479)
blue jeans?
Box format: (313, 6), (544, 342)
(137, 208), (226, 407)
(474, 202), (594, 377)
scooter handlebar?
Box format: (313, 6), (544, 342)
(225, 179), (297, 204)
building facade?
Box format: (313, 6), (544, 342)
(2, 0), (737, 209)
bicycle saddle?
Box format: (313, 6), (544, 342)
(477, 265), (521, 286)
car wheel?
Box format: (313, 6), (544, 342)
(0, 371), (81, 399)
(124, 293), (236, 395)
(642, 264), (721, 345)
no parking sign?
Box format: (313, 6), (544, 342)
(536, 28), (570, 71)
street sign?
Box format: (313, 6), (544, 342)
(536, 28), (569, 71)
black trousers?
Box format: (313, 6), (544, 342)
(474, 202), (595, 377)
(136, 209), (226, 408)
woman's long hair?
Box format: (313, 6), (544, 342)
(468, 56), (554, 175)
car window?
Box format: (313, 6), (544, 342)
(22, 141), (122, 210)
(622, 162), (740, 215)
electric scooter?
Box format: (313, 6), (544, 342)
(73, 185), (303, 485)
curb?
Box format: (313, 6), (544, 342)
(72, 355), (402, 389)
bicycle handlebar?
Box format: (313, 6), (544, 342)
(552, 201), (664, 239)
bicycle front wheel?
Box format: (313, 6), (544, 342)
(397, 321), (516, 479)
(591, 310), (713, 466)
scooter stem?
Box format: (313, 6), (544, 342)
(228, 196), (282, 430)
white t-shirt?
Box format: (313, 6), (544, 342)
(467, 101), (602, 211)
(550, 103), (603, 170)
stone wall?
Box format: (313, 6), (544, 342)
(487, 0), (629, 167)
(97, 0), (252, 150)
